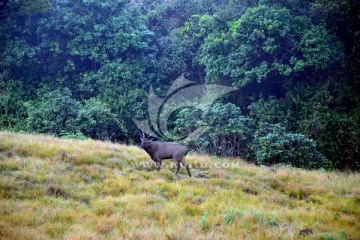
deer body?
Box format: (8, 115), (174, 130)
(140, 132), (191, 177)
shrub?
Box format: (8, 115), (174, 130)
(0, 81), (27, 131)
(59, 131), (86, 140)
(25, 89), (80, 134)
(77, 98), (125, 140)
(252, 123), (328, 169)
(174, 103), (254, 158)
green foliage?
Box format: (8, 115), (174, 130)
(174, 103), (254, 157)
(200, 211), (208, 229)
(252, 123), (328, 169)
(338, 230), (349, 240)
(0, 0), (156, 141)
(320, 232), (338, 240)
(0, 81), (26, 131)
(25, 89), (80, 135)
(155, 31), (194, 81)
(77, 98), (125, 140)
(224, 209), (245, 226)
(25, 92), (126, 141)
(300, 25), (342, 70)
(0, 0), (359, 169)
(20, 0), (51, 15)
(292, 85), (360, 170)
(198, 5), (341, 87)
(268, 219), (279, 226)
(59, 131), (86, 140)
(248, 97), (288, 126)
(248, 84), (360, 169)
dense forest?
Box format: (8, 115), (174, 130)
(0, 0), (359, 170)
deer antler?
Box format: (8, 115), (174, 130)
(141, 129), (145, 139)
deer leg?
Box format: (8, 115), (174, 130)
(175, 161), (181, 176)
(186, 165), (192, 177)
(181, 158), (191, 177)
(154, 159), (161, 171)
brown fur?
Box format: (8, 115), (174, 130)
(140, 132), (191, 177)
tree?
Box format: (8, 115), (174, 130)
(199, 5), (342, 87)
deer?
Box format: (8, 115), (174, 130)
(140, 130), (192, 177)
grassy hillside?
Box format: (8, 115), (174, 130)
(0, 131), (359, 240)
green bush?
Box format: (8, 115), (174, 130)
(25, 92), (126, 140)
(319, 232), (338, 240)
(0, 80), (27, 131)
(77, 98), (125, 140)
(252, 123), (328, 169)
(25, 89), (80, 135)
(59, 131), (86, 140)
(174, 103), (254, 157)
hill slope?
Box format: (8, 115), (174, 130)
(0, 131), (359, 239)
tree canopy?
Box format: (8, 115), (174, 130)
(1, 0), (359, 169)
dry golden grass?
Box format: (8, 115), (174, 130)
(0, 131), (359, 240)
